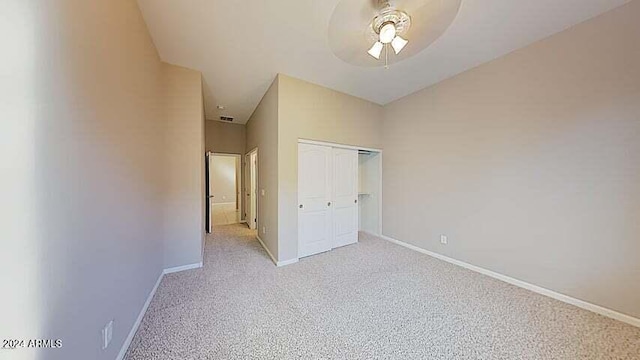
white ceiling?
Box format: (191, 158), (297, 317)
(137, 0), (629, 124)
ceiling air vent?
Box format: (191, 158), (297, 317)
(219, 116), (234, 122)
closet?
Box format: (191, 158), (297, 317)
(298, 141), (381, 259)
(358, 150), (381, 236)
(298, 142), (359, 258)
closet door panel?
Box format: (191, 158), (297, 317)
(298, 143), (333, 258)
(332, 148), (358, 248)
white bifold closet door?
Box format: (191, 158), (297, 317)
(298, 143), (358, 258)
(331, 148), (358, 248)
(298, 143), (333, 258)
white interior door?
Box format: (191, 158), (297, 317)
(207, 153), (215, 233)
(298, 143), (332, 258)
(250, 152), (258, 230)
(245, 151), (258, 230)
(244, 154), (251, 226)
(332, 148), (359, 248)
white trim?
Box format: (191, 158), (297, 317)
(380, 234), (640, 328)
(378, 151), (384, 235)
(256, 235), (299, 267)
(256, 235), (277, 265)
(212, 201), (237, 206)
(298, 138), (382, 153)
(245, 148), (259, 231)
(299, 139), (384, 255)
(163, 262), (203, 275)
(116, 272), (163, 360)
(277, 258), (299, 267)
(359, 230), (380, 237)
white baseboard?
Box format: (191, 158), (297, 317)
(163, 262), (203, 275)
(116, 271), (163, 360)
(380, 234), (640, 328)
(277, 258), (299, 267)
(256, 235), (277, 265)
(116, 261), (205, 359)
(255, 235), (298, 267)
(359, 230), (380, 237)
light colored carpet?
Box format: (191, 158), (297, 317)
(126, 224), (640, 359)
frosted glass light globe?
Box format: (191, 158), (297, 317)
(379, 22), (396, 44)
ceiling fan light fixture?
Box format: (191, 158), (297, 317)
(366, 4), (411, 67)
(379, 22), (396, 44)
(367, 41), (384, 59)
(391, 35), (408, 54)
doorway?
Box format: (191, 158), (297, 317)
(245, 149), (258, 230)
(208, 153), (242, 226)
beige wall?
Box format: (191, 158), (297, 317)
(163, 63), (205, 269)
(2, 1), (164, 359)
(205, 120), (246, 155)
(1, 1), (205, 359)
(246, 78), (280, 259)
(382, 1), (640, 318)
(277, 74), (384, 261)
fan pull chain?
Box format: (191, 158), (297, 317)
(384, 43), (389, 69)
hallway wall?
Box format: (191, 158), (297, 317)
(163, 63), (206, 270)
(246, 79), (280, 259)
(205, 120), (246, 155)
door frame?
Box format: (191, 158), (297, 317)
(297, 139), (383, 241)
(245, 147), (258, 230)
(206, 151), (214, 233)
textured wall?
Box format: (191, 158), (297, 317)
(382, 2), (640, 318)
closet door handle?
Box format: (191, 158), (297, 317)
(327, 202), (331, 207)
(354, 199), (357, 204)
(299, 204), (303, 209)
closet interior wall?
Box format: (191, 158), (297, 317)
(358, 151), (381, 236)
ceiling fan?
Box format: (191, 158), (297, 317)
(367, 0), (411, 67)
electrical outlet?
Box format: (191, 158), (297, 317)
(262, 226), (266, 235)
(102, 320), (113, 350)
(440, 235), (448, 245)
